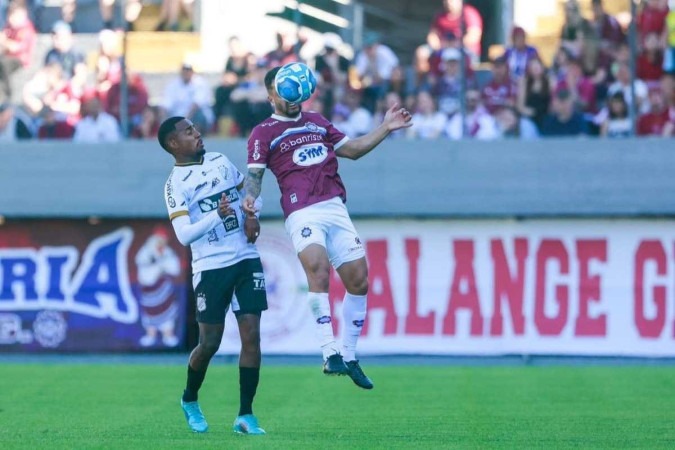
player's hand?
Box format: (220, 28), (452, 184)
(242, 194), (258, 216)
(218, 193), (234, 218)
(244, 215), (260, 243)
(383, 103), (413, 131)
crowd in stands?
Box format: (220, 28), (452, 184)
(1, 0), (675, 142)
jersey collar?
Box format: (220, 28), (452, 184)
(271, 112), (303, 122)
(175, 155), (204, 167)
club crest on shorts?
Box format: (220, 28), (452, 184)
(196, 292), (207, 312)
(301, 227), (312, 238)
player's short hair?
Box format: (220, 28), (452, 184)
(157, 116), (185, 153)
(264, 66), (282, 92)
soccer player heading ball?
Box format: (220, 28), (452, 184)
(243, 65), (413, 390)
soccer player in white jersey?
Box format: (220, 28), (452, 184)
(242, 67), (412, 390)
(158, 116), (267, 435)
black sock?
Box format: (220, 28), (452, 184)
(238, 367), (260, 416)
(182, 365), (207, 402)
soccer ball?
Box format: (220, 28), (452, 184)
(274, 62), (317, 104)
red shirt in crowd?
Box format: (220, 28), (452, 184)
(637, 4), (669, 38)
(2, 17), (36, 67)
(637, 109), (669, 136)
(637, 52), (664, 82)
(431, 5), (483, 57)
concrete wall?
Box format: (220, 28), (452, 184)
(1, 137), (673, 219)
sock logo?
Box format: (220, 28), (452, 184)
(352, 319), (364, 327)
(316, 315), (331, 324)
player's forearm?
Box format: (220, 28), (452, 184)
(338, 123), (389, 160)
(171, 211), (222, 246)
(244, 168), (265, 199)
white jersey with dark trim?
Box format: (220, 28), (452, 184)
(164, 152), (258, 273)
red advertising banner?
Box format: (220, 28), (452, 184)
(0, 220), (189, 352)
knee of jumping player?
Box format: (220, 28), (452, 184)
(346, 274), (369, 295)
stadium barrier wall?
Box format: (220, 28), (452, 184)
(2, 138), (675, 355)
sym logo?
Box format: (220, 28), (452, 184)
(292, 144), (328, 166)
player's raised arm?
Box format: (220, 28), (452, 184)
(335, 104), (412, 160)
(243, 167), (265, 216)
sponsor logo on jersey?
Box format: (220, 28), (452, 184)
(222, 214), (239, 232)
(197, 292), (207, 312)
(305, 122), (319, 132)
(290, 193), (297, 204)
(194, 182), (208, 193)
(252, 272), (266, 290)
(293, 144), (328, 166)
(301, 227), (312, 238)
(211, 178), (220, 188)
(219, 165), (229, 180)
(209, 154), (223, 162)
(167, 196), (176, 208)
(182, 170), (193, 181)
(207, 229), (219, 244)
(252, 140), (261, 160)
(165, 180), (173, 197)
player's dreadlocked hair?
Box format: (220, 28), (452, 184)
(264, 66), (282, 92)
(157, 116), (185, 153)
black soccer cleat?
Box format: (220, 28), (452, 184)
(323, 353), (349, 375)
(345, 360), (374, 390)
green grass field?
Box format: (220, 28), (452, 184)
(1, 363), (674, 449)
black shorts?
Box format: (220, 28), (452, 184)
(193, 258), (268, 324)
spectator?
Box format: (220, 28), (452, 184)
(37, 107), (75, 140)
(73, 93), (121, 143)
(560, 0), (595, 57)
(22, 62), (64, 119)
(131, 105), (161, 139)
(44, 21), (86, 80)
(434, 47), (475, 117)
(540, 89), (588, 137)
(555, 58), (597, 115)
(590, 0), (625, 59)
(156, 0), (195, 32)
(428, 0), (483, 60)
(446, 87), (499, 140)
(0, 102), (31, 140)
(314, 32), (351, 120)
(264, 31), (303, 68)
(495, 106), (539, 140)
(637, 87), (669, 136)
(599, 91), (632, 137)
(481, 56), (517, 114)
(549, 46), (574, 84)
(426, 31), (473, 90)
(105, 71), (149, 132)
(161, 62), (214, 134)
(228, 60), (271, 137)
(517, 57), (551, 131)
(331, 88), (373, 138)
(502, 26), (540, 79)
(353, 31), (399, 113)
(213, 35), (255, 125)
(607, 62), (649, 114)
(638, 32), (665, 86)
(94, 29), (123, 101)
(406, 90), (447, 139)
(663, 3), (675, 74)
(101, 0), (143, 30)
(637, 0), (669, 48)
(0, 2), (36, 102)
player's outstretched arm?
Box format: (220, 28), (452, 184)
(243, 168), (265, 216)
(335, 104), (412, 160)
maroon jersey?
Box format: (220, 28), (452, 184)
(248, 112), (349, 218)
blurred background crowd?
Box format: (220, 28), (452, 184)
(0, 0), (672, 142)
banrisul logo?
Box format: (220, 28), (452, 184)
(292, 144), (328, 166)
(198, 188), (238, 213)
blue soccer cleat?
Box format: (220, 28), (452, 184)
(233, 414), (266, 435)
(181, 399), (208, 433)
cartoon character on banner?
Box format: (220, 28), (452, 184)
(135, 225), (181, 347)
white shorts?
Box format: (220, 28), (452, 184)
(284, 197), (365, 269)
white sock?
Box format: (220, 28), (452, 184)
(341, 293), (367, 362)
(307, 292), (338, 360)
